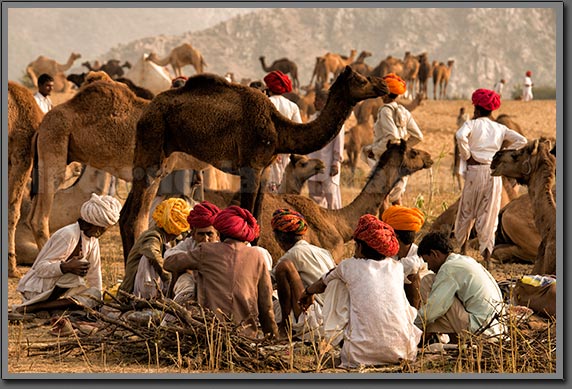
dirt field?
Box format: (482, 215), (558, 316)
(6, 92), (558, 375)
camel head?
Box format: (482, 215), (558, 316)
(330, 66), (389, 104)
(491, 138), (554, 185)
(122, 61), (132, 69)
(84, 71), (114, 85)
(289, 154), (325, 180)
(71, 53), (82, 61)
(146, 53), (158, 61)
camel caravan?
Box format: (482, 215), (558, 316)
(8, 40), (557, 367)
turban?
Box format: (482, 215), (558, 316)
(353, 214), (399, 257)
(383, 73), (406, 95)
(80, 193), (122, 228)
(152, 198), (191, 236)
(381, 205), (425, 232)
(213, 206), (260, 242)
(263, 70), (292, 94)
(471, 88), (501, 111)
(271, 209), (308, 235)
(187, 201), (221, 229)
(525, 70), (532, 77)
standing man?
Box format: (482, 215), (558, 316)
(522, 71), (534, 102)
(493, 79), (506, 98)
(307, 89), (344, 209)
(34, 73), (54, 114)
(264, 70), (302, 193)
(454, 89), (527, 268)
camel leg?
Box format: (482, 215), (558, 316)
(8, 162), (33, 278)
(238, 166), (262, 215)
(482, 248), (491, 270)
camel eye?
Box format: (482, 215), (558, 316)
(300, 162), (307, 168)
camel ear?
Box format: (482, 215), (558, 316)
(530, 139), (540, 156)
(343, 65), (352, 76)
(289, 154), (299, 164)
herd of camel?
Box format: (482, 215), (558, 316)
(9, 43), (555, 282)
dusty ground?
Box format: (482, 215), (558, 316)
(6, 91), (557, 375)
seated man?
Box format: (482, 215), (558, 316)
(14, 194), (122, 314)
(164, 206), (278, 339)
(381, 205), (430, 308)
(119, 198), (191, 299)
(415, 231), (506, 342)
(270, 209), (336, 338)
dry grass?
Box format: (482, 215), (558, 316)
(6, 94), (558, 375)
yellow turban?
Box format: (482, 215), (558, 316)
(152, 198), (191, 236)
(383, 73), (406, 95)
(381, 205), (425, 232)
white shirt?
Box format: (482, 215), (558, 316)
(456, 117), (528, 164)
(34, 92), (53, 114)
(391, 243), (432, 283)
(307, 111), (344, 185)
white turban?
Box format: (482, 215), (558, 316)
(80, 193), (122, 228)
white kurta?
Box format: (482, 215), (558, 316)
(33, 92), (53, 114)
(307, 111), (345, 209)
(15, 222), (102, 308)
(454, 117), (527, 254)
(323, 257), (422, 368)
(522, 76), (533, 101)
(267, 95), (303, 191)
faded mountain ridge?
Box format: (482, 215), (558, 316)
(102, 7), (556, 98)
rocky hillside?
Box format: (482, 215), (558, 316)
(101, 7), (557, 98)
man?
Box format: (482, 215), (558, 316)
(307, 90), (344, 209)
(263, 70), (303, 192)
(164, 206), (278, 339)
(33, 73), (54, 114)
(364, 73), (423, 207)
(415, 231), (506, 342)
(381, 205), (429, 308)
(14, 194), (122, 314)
(270, 209), (336, 338)
(522, 71), (534, 102)
(454, 88), (527, 268)
(493, 79), (506, 98)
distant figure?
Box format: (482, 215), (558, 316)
(453, 107), (471, 190)
(34, 73), (54, 113)
(522, 71), (534, 101)
(493, 79), (506, 98)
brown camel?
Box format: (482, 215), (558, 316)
(7, 81), (44, 277)
(259, 56), (300, 90)
(147, 43), (207, 77)
(433, 60), (455, 100)
(115, 77), (155, 100)
(417, 52), (431, 97)
(350, 50), (373, 76)
(278, 154), (325, 194)
(370, 55), (404, 78)
(120, 66), (389, 262)
(321, 49), (358, 82)
(308, 57), (329, 89)
(283, 84), (320, 122)
(205, 140), (433, 264)
(27, 79), (211, 256)
(402, 51), (420, 99)
(26, 52), (81, 93)
(491, 138), (556, 275)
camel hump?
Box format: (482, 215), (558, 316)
(183, 73), (228, 90)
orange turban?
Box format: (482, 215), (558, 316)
(263, 70), (292, 94)
(152, 198), (191, 236)
(187, 201), (221, 229)
(381, 205), (425, 232)
(271, 209), (308, 235)
(213, 206), (260, 242)
(472, 88), (501, 111)
(383, 73), (406, 95)
(353, 214), (399, 257)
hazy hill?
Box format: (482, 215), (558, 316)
(101, 7), (556, 98)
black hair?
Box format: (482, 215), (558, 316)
(394, 230), (416, 245)
(474, 105), (492, 118)
(273, 230), (304, 246)
(38, 73), (54, 86)
(354, 239), (384, 261)
(387, 92), (399, 100)
(417, 232), (453, 257)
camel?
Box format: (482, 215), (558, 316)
(433, 60), (455, 100)
(27, 79), (211, 258)
(83, 59), (131, 79)
(350, 50), (373, 76)
(308, 57), (329, 89)
(115, 77), (155, 100)
(402, 52), (420, 99)
(26, 52), (81, 93)
(278, 154), (325, 194)
(66, 72), (87, 88)
(120, 66), (389, 263)
(417, 52), (431, 97)
(491, 138), (556, 275)
(283, 84), (320, 122)
(205, 140), (433, 264)
(371, 55), (404, 78)
(259, 56), (300, 90)
(7, 81), (44, 277)
(146, 43), (207, 77)
(320, 49), (358, 83)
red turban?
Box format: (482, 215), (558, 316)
(213, 206), (260, 242)
(381, 206), (425, 232)
(353, 214), (399, 257)
(525, 70), (532, 77)
(471, 88), (501, 111)
(187, 201), (221, 229)
(383, 73), (406, 95)
(271, 209), (308, 235)
(263, 70), (292, 94)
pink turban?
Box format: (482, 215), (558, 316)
(263, 70), (292, 94)
(213, 206), (260, 242)
(353, 214), (399, 257)
(383, 73), (406, 95)
(271, 209), (308, 235)
(525, 70), (532, 77)
(187, 201), (221, 229)
(471, 88), (501, 111)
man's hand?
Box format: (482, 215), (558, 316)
(61, 257), (90, 277)
(298, 290), (315, 312)
(329, 164), (339, 177)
